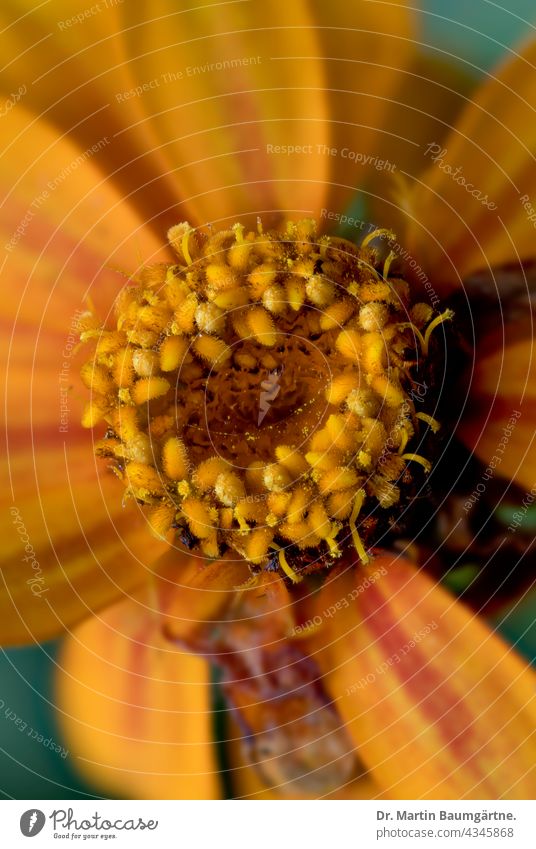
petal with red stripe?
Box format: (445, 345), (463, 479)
(310, 553), (536, 799)
(57, 590), (219, 799)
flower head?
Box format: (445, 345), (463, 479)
(2, 0), (536, 803)
(81, 218), (448, 576)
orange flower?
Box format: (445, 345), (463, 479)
(1, 2), (535, 799)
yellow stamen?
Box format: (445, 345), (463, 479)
(194, 457), (229, 491)
(271, 543), (303, 584)
(351, 531), (370, 565)
(326, 372), (361, 406)
(423, 308), (454, 354)
(325, 523), (342, 558)
(181, 227), (194, 265)
(160, 336), (189, 372)
(235, 513), (250, 534)
(177, 480), (191, 497)
(214, 471), (246, 507)
(349, 488), (369, 564)
(397, 427), (410, 455)
(318, 467), (359, 495)
(232, 222), (244, 243)
(247, 306), (277, 346)
(361, 227), (395, 249)
(286, 276), (305, 311)
(398, 321), (426, 353)
(382, 250), (397, 280)
(401, 453), (432, 473)
(416, 412), (441, 433)
(350, 487), (365, 525)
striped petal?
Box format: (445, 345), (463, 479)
(311, 0), (416, 222)
(2, 1), (415, 230)
(370, 53), (478, 236)
(457, 333), (536, 492)
(406, 36), (536, 287)
(0, 1), (183, 232)
(57, 590), (219, 799)
(310, 553), (536, 799)
(119, 0), (330, 226)
(115, 0), (416, 226)
(0, 106), (171, 646)
(1, 438), (171, 646)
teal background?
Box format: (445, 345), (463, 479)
(424, 0), (535, 69)
(0, 642), (99, 798)
(2, 0), (536, 799)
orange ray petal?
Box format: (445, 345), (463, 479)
(3, 1), (416, 231)
(405, 36), (536, 287)
(369, 53), (478, 236)
(155, 549), (251, 640)
(457, 334), (536, 492)
(126, 0), (416, 226)
(0, 1), (184, 232)
(118, 0), (331, 227)
(1, 438), (170, 646)
(310, 0), (416, 220)
(0, 105), (173, 645)
(310, 553), (536, 799)
(57, 590), (219, 799)
(0, 103), (169, 332)
(4, 0), (416, 229)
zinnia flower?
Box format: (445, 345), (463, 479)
(2, 1), (535, 800)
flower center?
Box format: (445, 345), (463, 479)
(180, 328), (332, 468)
(81, 219), (451, 580)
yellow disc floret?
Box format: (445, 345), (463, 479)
(81, 218), (447, 579)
